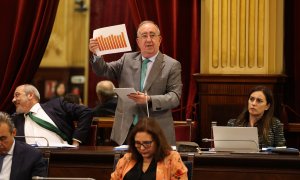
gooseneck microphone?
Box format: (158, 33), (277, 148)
(145, 91), (150, 118)
(15, 136), (49, 147)
(32, 177), (95, 180)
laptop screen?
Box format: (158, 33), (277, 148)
(212, 126), (259, 152)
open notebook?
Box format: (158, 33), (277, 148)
(212, 126), (259, 152)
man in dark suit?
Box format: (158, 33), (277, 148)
(11, 84), (92, 147)
(89, 20), (182, 145)
(92, 80), (117, 117)
(0, 111), (47, 180)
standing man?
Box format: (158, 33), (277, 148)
(12, 84), (92, 147)
(89, 20), (182, 145)
(0, 111), (47, 180)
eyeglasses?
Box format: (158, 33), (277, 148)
(134, 141), (153, 149)
(138, 33), (160, 40)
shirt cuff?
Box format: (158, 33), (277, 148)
(72, 138), (82, 144)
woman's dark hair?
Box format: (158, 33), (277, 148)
(54, 82), (66, 97)
(127, 118), (172, 162)
(235, 85), (275, 143)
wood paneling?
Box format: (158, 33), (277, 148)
(193, 74), (286, 147)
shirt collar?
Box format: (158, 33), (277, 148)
(7, 139), (15, 156)
(29, 103), (41, 114)
(142, 51), (159, 62)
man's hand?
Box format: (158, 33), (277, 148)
(72, 140), (80, 147)
(89, 38), (99, 54)
(127, 91), (150, 104)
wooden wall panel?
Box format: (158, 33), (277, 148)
(193, 74), (286, 147)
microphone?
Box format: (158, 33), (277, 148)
(145, 91), (149, 118)
(15, 136), (49, 147)
(202, 138), (259, 152)
(32, 177), (95, 180)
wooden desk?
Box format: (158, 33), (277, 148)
(44, 146), (115, 180)
(92, 117), (114, 128)
(41, 147), (300, 180)
(190, 152), (300, 180)
(92, 116), (195, 128)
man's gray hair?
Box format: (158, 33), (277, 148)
(137, 20), (161, 36)
(0, 111), (15, 133)
(23, 84), (40, 101)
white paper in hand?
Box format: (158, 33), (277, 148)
(93, 24), (132, 56)
(113, 88), (136, 102)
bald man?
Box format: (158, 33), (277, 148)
(92, 80), (117, 117)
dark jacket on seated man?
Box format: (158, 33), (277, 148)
(12, 97), (93, 145)
(92, 96), (117, 117)
(92, 80), (117, 117)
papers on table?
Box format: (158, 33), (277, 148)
(93, 24), (132, 56)
(114, 145), (129, 151)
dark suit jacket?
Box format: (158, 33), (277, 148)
(12, 98), (93, 144)
(10, 140), (47, 180)
(92, 96), (117, 117)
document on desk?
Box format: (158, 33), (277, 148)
(113, 88), (136, 102)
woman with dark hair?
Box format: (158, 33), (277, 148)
(52, 82), (66, 99)
(227, 85), (286, 148)
(111, 118), (187, 180)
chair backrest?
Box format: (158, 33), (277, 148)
(183, 153), (194, 180)
(43, 157), (50, 177)
(174, 120), (196, 141)
(113, 152), (124, 171)
(83, 125), (98, 146)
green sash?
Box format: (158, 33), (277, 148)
(28, 112), (70, 143)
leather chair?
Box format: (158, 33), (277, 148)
(174, 120), (197, 142)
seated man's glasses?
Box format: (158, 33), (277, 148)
(138, 33), (160, 40)
(135, 141), (153, 149)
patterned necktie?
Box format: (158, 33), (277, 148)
(140, 59), (150, 91)
(0, 154), (7, 173)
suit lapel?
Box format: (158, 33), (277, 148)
(143, 52), (164, 92)
(10, 141), (21, 180)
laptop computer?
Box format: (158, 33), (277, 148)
(212, 126), (259, 152)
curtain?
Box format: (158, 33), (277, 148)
(89, 0), (200, 120)
(0, 0), (59, 113)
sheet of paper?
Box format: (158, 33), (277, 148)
(114, 145), (129, 151)
(93, 24), (132, 56)
(113, 88), (136, 102)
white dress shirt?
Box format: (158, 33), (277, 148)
(25, 103), (68, 146)
(141, 52), (159, 89)
(0, 140), (14, 180)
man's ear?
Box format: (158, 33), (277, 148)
(12, 128), (17, 136)
(27, 92), (34, 100)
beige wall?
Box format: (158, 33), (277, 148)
(201, 0), (284, 74)
(39, 0), (90, 103)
